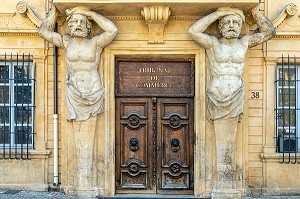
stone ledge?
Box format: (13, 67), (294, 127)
(260, 152), (300, 163)
(0, 184), (49, 191)
(0, 149), (51, 159)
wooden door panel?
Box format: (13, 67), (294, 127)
(116, 97), (194, 194)
(157, 98), (194, 193)
(116, 98), (154, 192)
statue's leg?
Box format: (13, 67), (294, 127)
(73, 117), (97, 189)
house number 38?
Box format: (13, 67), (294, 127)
(251, 92), (260, 99)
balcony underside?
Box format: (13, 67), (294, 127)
(53, 0), (258, 17)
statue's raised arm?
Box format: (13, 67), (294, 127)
(248, 6), (275, 48)
(38, 6), (64, 48)
(189, 8), (240, 49)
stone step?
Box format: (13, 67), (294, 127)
(100, 194), (208, 199)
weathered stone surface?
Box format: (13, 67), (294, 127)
(38, 5), (117, 197)
(189, 6), (275, 198)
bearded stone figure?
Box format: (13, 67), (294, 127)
(38, 6), (117, 196)
(189, 6), (275, 199)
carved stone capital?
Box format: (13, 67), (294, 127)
(16, 1), (42, 27)
(141, 6), (171, 44)
(273, 3), (298, 29)
(264, 57), (278, 66)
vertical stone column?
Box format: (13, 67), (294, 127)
(211, 117), (241, 199)
(263, 58), (278, 153)
(73, 117), (97, 196)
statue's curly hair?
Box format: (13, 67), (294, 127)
(66, 7), (92, 37)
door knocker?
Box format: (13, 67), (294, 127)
(171, 138), (180, 152)
(129, 138), (139, 152)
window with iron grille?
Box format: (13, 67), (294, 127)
(0, 54), (35, 159)
(275, 56), (300, 163)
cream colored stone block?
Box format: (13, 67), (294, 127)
(248, 117), (263, 126)
(249, 66), (263, 74)
(249, 167), (263, 177)
(248, 57), (264, 66)
(248, 161), (263, 168)
(249, 83), (263, 90)
(248, 100), (263, 108)
(248, 153), (261, 161)
(249, 74), (263, 83)
(249, 135), (263, 145)
(248, 126), (263, 135)
(248, 109), (262, 117)
(248, 176), (263, 186)
(249, 145), (263, 153)
(248, 50), (264, 58)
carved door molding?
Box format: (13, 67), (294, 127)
(115, 97), (194, 194)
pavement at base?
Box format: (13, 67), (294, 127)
(0, 190), (300, 199)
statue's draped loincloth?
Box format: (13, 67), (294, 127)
(66, 73), (104, 122)
(207, 80), (244, 121)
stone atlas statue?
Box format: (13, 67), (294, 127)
(39, 6), (117, 121)
(189, 6), (275, 198)
(38, 6), (117, 194)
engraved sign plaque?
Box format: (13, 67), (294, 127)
(116, 59), (194, 97)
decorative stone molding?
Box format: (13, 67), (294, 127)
(16, 1), (42, 27)
(0, 32), (39, 36)
(272, 3), (298, 29)
(106, 15), (199, 21)
(141, 6), (171, 44)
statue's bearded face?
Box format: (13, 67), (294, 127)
(68, 14), (91, 38)
(218, 15), (243, 39)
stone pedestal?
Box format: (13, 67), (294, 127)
(72, 116), (97, 197)
(213, 117), (241, 199)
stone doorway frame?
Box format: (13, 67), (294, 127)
(102, 45), (207, 197)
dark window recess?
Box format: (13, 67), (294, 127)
(0, 53), (35, 160)
(275, 55), (300, 163)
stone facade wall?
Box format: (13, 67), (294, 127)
(0, 0), (299, 197)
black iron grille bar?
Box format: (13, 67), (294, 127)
(294, 55), (297, 163)
(275, 55), (299, 163)
(0, 53), (35, 160)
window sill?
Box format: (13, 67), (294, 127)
(0, 149), (51, 159)
(261, 145), (300, 163)
(260, 152), (300, 163)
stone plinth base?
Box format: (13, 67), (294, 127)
(65, 186), (103, 198)
(211, 189), (241, 199)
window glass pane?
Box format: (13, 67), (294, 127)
(14, 86), (32, 104)
(0, 65), (9, 83)
(277, 88), (296, 107)
(15, 107), (32, 124)
(0, 86), (9, 104)
(0, 107), (10, 123)
(277, 109), (296, 127)
(278, 128), (296, 136)
(14, 64), (33, 83)
(278, 68), (296, 86)
(15, 126), (32, 144)
(0, 127), (10, 144)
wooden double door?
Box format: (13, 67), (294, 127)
(115, 97), (194, 194)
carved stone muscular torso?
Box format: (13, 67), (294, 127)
(189, 7), (275, 120)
